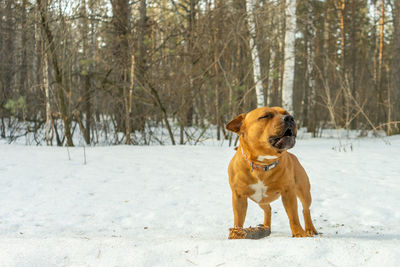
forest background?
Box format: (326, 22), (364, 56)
(0, 0), (399, 146)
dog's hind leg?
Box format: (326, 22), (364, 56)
(282, 188), (309, 237)
(291, 155), (318, 236)
(297, 187), (318, 236)
(258, 203), (271, 230)
(295, 171), (318, 236)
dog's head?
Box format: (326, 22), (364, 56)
(226, 107), (297, 156)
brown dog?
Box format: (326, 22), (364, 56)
(226, 107), (318, 238)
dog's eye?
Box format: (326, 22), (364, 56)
(258, 113), (273, 120)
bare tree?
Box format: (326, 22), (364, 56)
(282, 0), (296, 114)
(391, 0), (400, 134)
(246, 0), (265, 108)
(37, 0), (74, 146)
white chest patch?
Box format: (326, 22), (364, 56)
(257, 155), (278, 161)
(249, 180), (268, 203)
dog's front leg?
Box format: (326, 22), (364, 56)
(281, 188), (309, 237)
(228, 192), (248, 239)
(232, 192), (248, 228)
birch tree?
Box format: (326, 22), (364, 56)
(281, 0), (296, 114)
(42, 42), (52, 145)
(305, 1), (315, 132)
(246, 0), (265, 108)
(267, 14), (277, 107)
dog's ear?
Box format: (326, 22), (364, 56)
(226, 113), (246, 134)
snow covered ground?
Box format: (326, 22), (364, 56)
(0, 136), (399, 266)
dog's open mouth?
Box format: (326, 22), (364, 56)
(269, 128), (295, 150)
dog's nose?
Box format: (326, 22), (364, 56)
(284, 115), (294, 123)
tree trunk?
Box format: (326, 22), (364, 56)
(377, 0), (385, 128)
(349, 0), (357, 129)
(246, 0), (265, 108)
(123, 69), (131, 144)
(81, 0), (91, 145)
(266, 15), (276, 107)
(2, 0), (14, 111)
(127, 39), (135, 143)
(391, 0), (400, 133)
(214, 0), (221, 140)
(281, 0), (296, 114)
(42, 41), (52, 145)
(186, 0), (196, 127)
(37, 0), (74, 146)
(267, 47), (275, 107)
(111, 0), (131, 141)
(377, 0), (384, 91)
(305, 1), (315, 133)
(20, 0), (28, 96)
(338, 0), (349, 126)
(323, 1), (336, 126)
(131, 0), (146, 133)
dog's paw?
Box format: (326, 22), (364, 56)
(305, 228), (318, 236)
(228, 226), (271, 239)
(228, 227), (247, 239)
(292, 228), (312, 237)
(292, 232), (310, 237)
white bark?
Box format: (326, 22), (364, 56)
(43, 44), (52, 145)
(267, 15), (277, 107)
(129, 39), (135, 117)
(267, 47), (275, 106)
(282, 0), (296, 114)
(246, 0), (265, 108)
(306, 2), (315, 111)
(36, 4), (52, 145)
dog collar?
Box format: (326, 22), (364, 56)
(240, 147), (279, 172)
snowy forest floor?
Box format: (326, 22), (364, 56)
(0, 136), (399, 266)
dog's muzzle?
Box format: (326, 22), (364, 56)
(269, 115), (296, 150)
